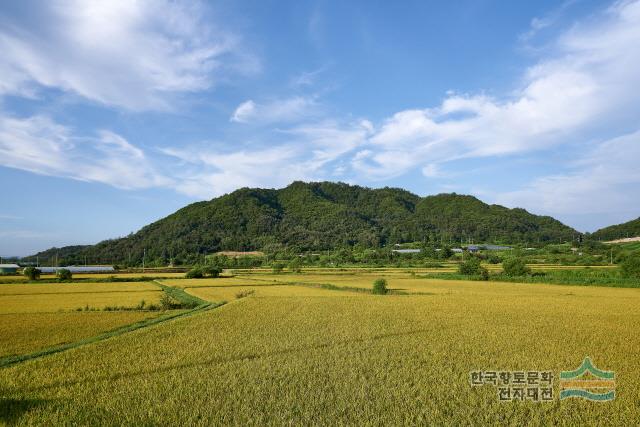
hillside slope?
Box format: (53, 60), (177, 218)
(26, 181), (577, 264)
(591, 217), (640, 241)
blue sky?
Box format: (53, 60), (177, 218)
(1, 0), (640, 256)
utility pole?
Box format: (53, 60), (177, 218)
(142, 248), (146, 272)
(610, 247), (613, 265)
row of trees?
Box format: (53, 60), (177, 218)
(23, 267), (72, 281)
(457, 254), (640, 279)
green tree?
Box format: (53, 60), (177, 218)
(288, 257), (302, 273)
(272, 262), (285, 274)
(185, 267), (204, 279)
(502, 258), (531, 277)
(202, 265), (222, 278)
(438, 247), (454, 259)
(56, 268), (72, 281)
(372, 278), (388, 295)
(23, 267), (41, 280)
(486, 254), (502, 264)
(458, 257), (483, 275)
(620, 255), (640, 278)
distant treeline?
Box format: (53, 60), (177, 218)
(590, 217), (640, 241)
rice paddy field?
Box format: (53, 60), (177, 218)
(0, 272), (187, 283)
(0, 281), (168, 361)
(186, 284), (367, 301)
(1, 269), (639, 425)
(0, 282), (162, 313)
(0, 312), (161, 358)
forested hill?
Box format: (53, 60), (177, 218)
(26, 181), (577, 265)
(591, 217), (640, 241)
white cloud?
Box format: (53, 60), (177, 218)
(0, 214), (21, 220)
(0, 109), (369, 200)
(494, 130), (640, 217)
(421, 164), (440, 178)
(282, 119), (373, 165)
(519, 0), (577, 43)
(161, 119), (371, 198)
(230, 96), (318, 124)
(161, 145), (311, 198)
(0, 229), (62, 240)
(230, 100), (257, 122)
(0, 0), (253, 110)
(352, 0), (640, 180)
(290, 66), (328, 87)
(0, 115), (168, 189)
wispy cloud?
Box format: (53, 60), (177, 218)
(161, 145), (311, 198)
(0, 114), (168, 189)
(230, 96), (319, 124)
(0, 0), (255, 111)
(519, 0), (578, 43)
(494, 130), (640, 217)
(0, 214), (21, 220)
(281, 119), (373, 166)
(352, 0), (640, 182)
(290, 66), (328, 87)
(160, 119), (372, 198)
(0, 229), (62, 239)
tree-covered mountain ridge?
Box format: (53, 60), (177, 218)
(590, 217), (640, 241)
(27, 181), (579, 264)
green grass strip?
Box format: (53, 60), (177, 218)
(421, 272), (640, 288)
(152, 280), (209, 306)
(233, 276), (413, 295)
(0, 302), (223, 369)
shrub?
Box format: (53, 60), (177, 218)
(23, 267), (41, 280)
(185, 267), (204, 279)
(502, 258), (531, 277)
(288, 258), (302, 273)
(56, 268), (72, 281)
(458, 257), (483, 275)
(186, 265), (221, 278)
(235, 290), (255, 299)
(201, 265), (222, 278)
(480, 268), (490, 281)
(424, 262), (444, 268)
(160, 294), (182, 310)
(272, 263), (285, 274)
(487, 254), (502, 264)
(372, 278), (388, 295)
(620, 255), (640, 278)
(438, 247), (454, 259)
